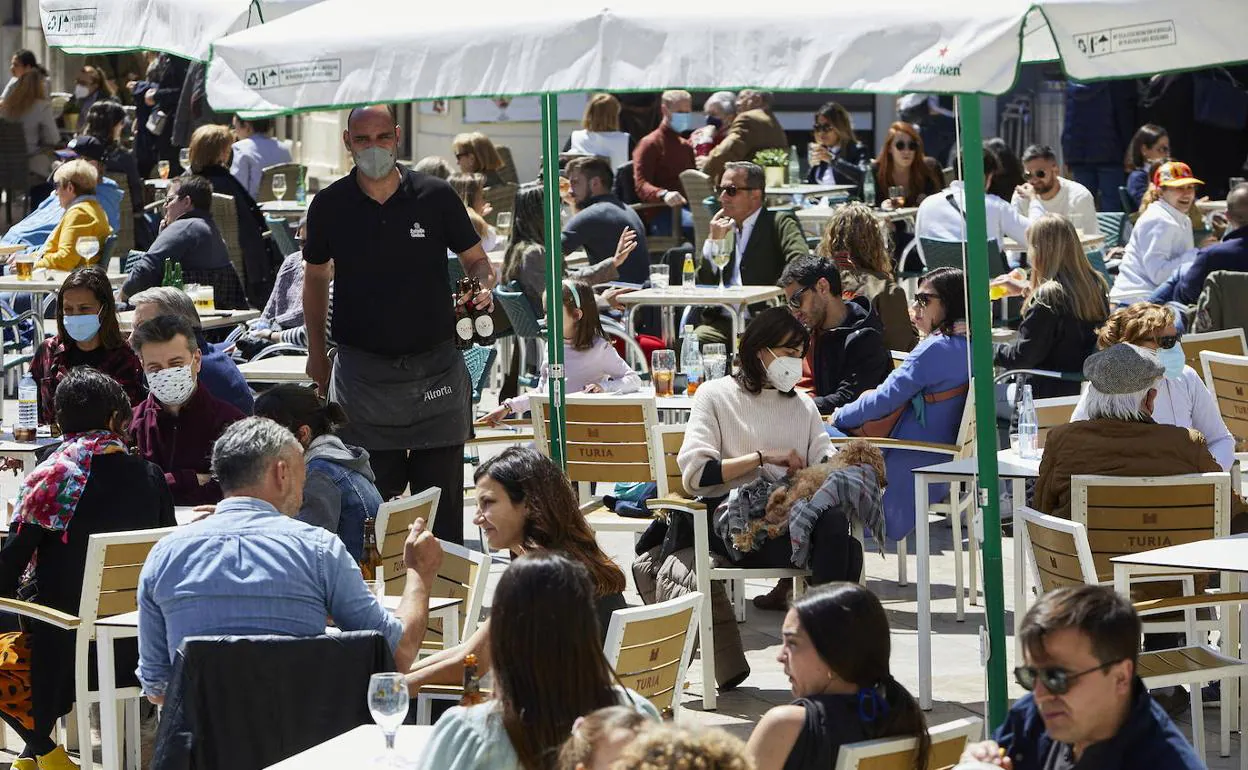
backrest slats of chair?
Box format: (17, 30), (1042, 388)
(534, 396), (658, 485)
(82, 528), (175, 626)
(836, 717), (982, 770)
(418, 549), (479, 649)
(1023, 517), (1088, 591)
(954, 385), (976, 459)
(614, 609), (693, 710)
(1034, 396), (1080, 449)
(1202, 353), (1248, 450)
(654, 425), (688, 498)
(378, 490), (439, 592)
(1184, 329), (1247, 372)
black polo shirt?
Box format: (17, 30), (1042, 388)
(303, 167), (480, 357)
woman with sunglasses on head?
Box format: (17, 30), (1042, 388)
(806, 102), (868, 188)
(747, 583), (929, 770)
(832, 267), (969, 544)
(991, 214), (1110, 399)
(1070, 303), (1233, 471)
(1124, 124), (1169, 211)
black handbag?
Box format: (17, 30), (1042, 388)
(1194, 70), (1248, 131)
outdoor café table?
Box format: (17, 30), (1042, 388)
(239, 354), (313, 384)
(0, 268), (127, 340)
(570, 387), (696, 424)
(264, 725), (434, 768)
(795, 205), (919, 238)
(617, 285), (784, 351)
(911, 448), (1040, 710)
(764, 183), (856, 199)
(117, 308), (259, 333)
(94, 596), (462, 770)
(259, 199), (311, 218)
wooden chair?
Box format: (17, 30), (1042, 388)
(0, 527), (175, 769)
(602, 592), (703, 720)
(1016, 506), (1248, 765)
(1187, 329), (1247, 373)
(834, 716), (982, 770)
(374, 486), (441, 589)
(1200, 351), (1248, 454)
(1034, 394), (1082, 449)
(680, 169), (714, 250)
(494, 145), (519, 185)
(210, 192), (249, 294)
(646, 424), (809, 711)
(256, 162), (303, 203)
(529, 394), (661, 537)
(103, 171), (134, 256)
(416, 539), (489, 655)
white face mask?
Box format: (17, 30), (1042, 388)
(73, 83), (89, 100)
(148, 364), (195, 406)
(765, 348), (802, 393)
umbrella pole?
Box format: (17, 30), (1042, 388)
(955, 94), (1008, 727)
(540, 94), (567, 468)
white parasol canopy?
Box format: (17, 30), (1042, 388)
(39, 0), (323, 62)
(205, 0), (1247, 116)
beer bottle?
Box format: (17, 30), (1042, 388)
(453, 277), (474, 350)
(359, 515), (382, 580)
(460, 654), (486, 706)
(468, 277), (494, 347)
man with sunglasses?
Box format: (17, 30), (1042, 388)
(962, 585), (1203, 770)
(1011, 145), (1101, 238)
(693, 162), (806, 343)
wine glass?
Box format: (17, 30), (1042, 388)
(367, 673), (409, 766)
(495, 211), (512, 240)
(76, 236), (100, 263)
(712, 238), (732, 290)
(272, 173), (288, 202)
(156, 160), (170, 180)
(178, 147), (190, 171)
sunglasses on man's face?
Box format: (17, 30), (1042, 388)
(717, 184), (759, 198)
(1023, 169), (1049, 180)
(787, 284), (812, 309)
(912, 292), (937, 308)
(894, 140), (919, 152)
(1014, 660), (1121, 695)
(1152, 334), (1180, 349)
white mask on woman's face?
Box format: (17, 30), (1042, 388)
(765, 348), (802, 393)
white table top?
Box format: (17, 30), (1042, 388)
(566, 387), (695, 410)
(238, 355), (312, 384)
(260, 200), (310, 215)
(1197, 199), (1227, 213)
(0, 269), (126, 293)
(616, 285), (782, 307)
(914, 449), (1041, 479)
(118, 308), (259, 333)
(144, 178), (170, 189)
(1111, 534), (1248, 573)
(265, 725), (434, 769)
(765, 183), (856, 197)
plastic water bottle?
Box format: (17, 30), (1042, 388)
(860, 159), (876, 205)
(787, 145), (801, 185)
(1018, 384), (1038, 459)
(16, 372), (37, 441)
(681, 326), (703, 395)
(682, 252), (695, 291)
(295, 168), (306, 204)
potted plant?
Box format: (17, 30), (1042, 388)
(753, 148), (788, 188)
(61, 98), (79, 132)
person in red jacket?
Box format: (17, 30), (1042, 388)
(129, 313), (244, 504)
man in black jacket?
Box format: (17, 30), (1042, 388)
(778, 255), (892, 415)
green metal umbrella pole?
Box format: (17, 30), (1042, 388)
(540, 94), (567, 467)
(956, 95), (1008, 726)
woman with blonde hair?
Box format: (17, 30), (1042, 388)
(1071, 303), (1234, 470)
(452, 131), (507, 187)
(0, 70), (58, 179)
(29, 160), (113, 271)
(818, 202), (916, 352)
(567, 93), (630, 170)
(992, 214), (1109, 398)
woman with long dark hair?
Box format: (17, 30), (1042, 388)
(747, 583), (929, 770)
(1124, 124), (1169, 210)
(984, 138), (1025, 203)
(417, 552), (658, 770)
(407, 448), (628, 692)
(833, 267), (970, 543)
(83, 100), (144, 222)
(807, 102), (868, 187)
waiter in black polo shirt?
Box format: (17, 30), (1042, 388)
(303, 104), (494, 545)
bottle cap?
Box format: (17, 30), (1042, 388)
(464, 653), (478, 666)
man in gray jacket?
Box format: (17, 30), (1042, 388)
(120, 175), (248, 308)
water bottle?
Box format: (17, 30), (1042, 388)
(787, 145), (801, 185)
(682, 252), (695, 291)
(295, 168), (307, 204)
(1018, 384), (1039, 459)
(860, 159), (876, 205)
(16, 372), (37, 441)
(681, 326), (703, 395)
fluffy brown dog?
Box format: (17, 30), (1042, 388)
(764, 440), (887, 526)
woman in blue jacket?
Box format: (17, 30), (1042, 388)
(832, 267), (970, 542)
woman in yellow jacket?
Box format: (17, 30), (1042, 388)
(34, 159), (112, 271)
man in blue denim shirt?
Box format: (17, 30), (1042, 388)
(960, 586), (1202, 770)
(137, 417), (442, 702)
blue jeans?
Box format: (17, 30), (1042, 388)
(648, 206), (694, 242)
(1070, 164), (1126, 213)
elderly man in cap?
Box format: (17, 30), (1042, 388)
(1035, 343), (1245, 526)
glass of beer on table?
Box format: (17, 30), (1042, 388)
(651, 349), (675, 397)
(14, 253), (34, 281)
(194, 285), (215, 311)
(888, 186), (906, 209)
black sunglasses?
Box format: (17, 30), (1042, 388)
(912, 292), (937, 308)
(813, 122), (834, 133)
(1023, 169), (1048, 180)
(894, 140), (919, 152)
(788, 285), (812, 309)
(1152, 334), (1181, 349)
(1014, 659), (1123, 695)
(717, 184), (759, 197)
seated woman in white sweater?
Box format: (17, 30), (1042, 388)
(1071, 303), (1234, 470)
(1109, 161), (1201, 306)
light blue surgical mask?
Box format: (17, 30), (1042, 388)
(63, 312), (101, 342)
(352, 145), (396, 180)
(669, 112), (694, 134)
(1157, 342), (1186, 379)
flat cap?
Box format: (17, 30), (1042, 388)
(1083, 343), (1164, 394)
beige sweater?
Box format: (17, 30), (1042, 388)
(678, 376), (830, 498)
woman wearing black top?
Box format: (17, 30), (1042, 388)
(985, 138), (1026, 204)
(807, 102), (868, 188)
(747, 583), (930, 770)
(83, 100), (143, 215)
(0, 368), (175, 768)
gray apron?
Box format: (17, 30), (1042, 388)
(330, 341), (471, 452)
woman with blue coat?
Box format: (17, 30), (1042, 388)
(832, 267), (970, 542)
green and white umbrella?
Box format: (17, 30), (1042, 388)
(203, 0), (1248, 726)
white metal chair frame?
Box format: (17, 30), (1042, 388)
(601, 591), (703, 721)
(833, 716), (983, 770)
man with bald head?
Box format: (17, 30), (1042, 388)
(302, 104), (494, 544)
